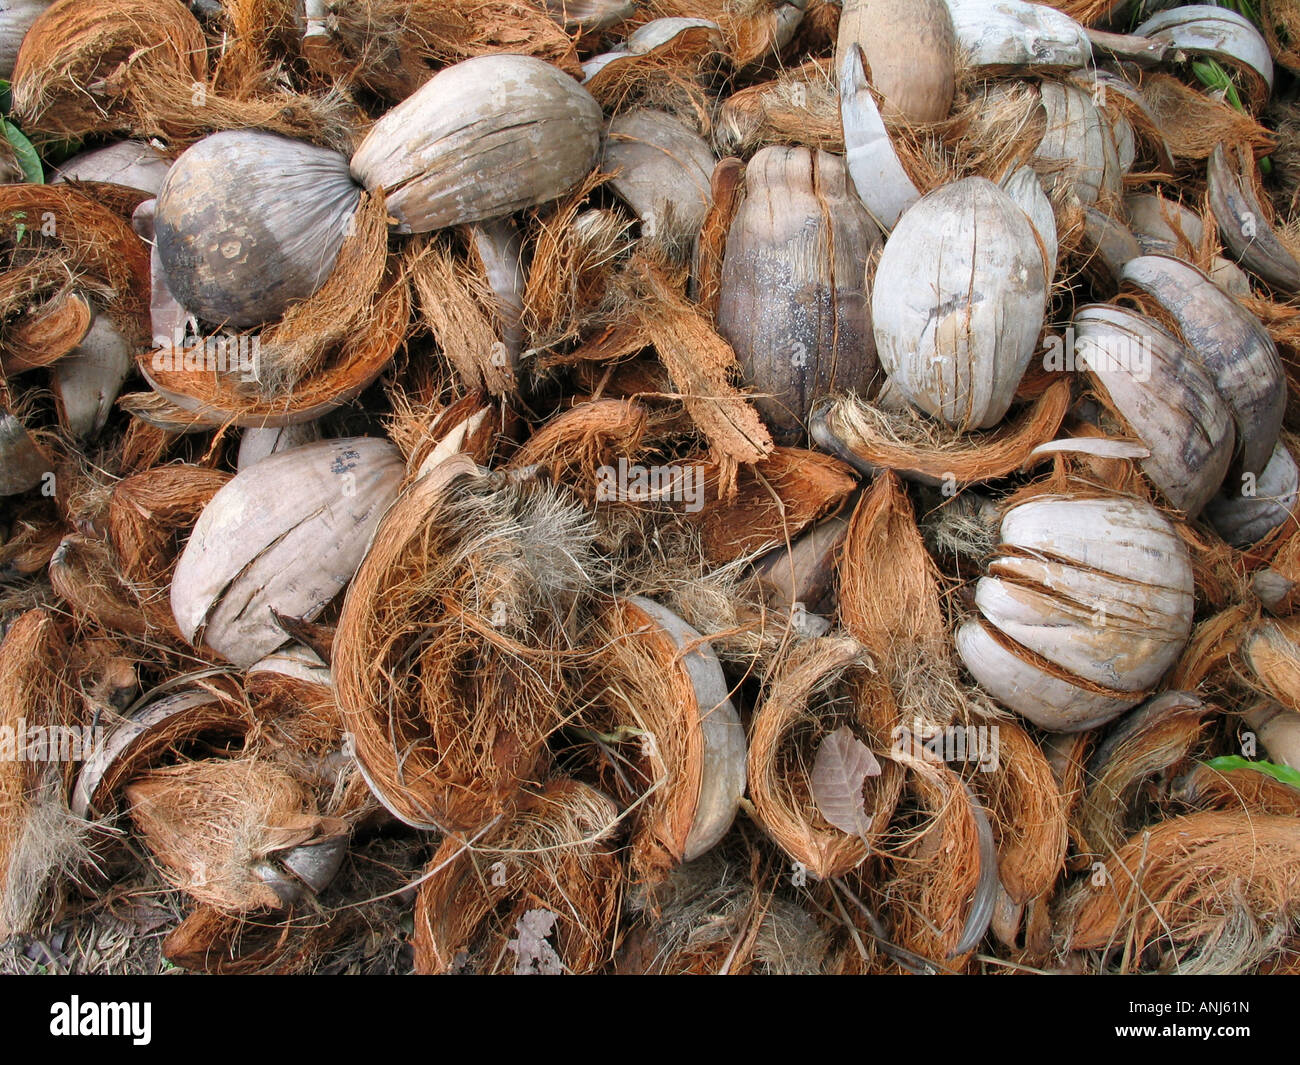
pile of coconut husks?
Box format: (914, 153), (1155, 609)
(2, 0), (1300, 976)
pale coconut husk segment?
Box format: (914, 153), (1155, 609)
(412, 778), (622, 974)
(1066, 812), (1300, 973)
(0, 609), (87, 937)
(972, 719), (1068, 906)
(48, 533), (153, 639)
(1176, 761), (1300, 818)
(1139, 73), (1276, 164)
(747, 636), (903, 879)
(819, 379), (1072, 487)
(334, 455), (601, 832)
(508, 399), (649, 493)
(1, 290), (92, 375)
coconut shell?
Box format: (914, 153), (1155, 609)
(1206, 440), (1298, 548)
(945, 0), (1091, 70)
(0, 0), (50, 79)
(154, 130), (362, 330)
(350, 53), (603, 233)
(52, 140), (171, 196)
(717, 146), (881, 446)
(835, 0), (955, 124)
(52, 314), (134, 440)
(170, 437), (404, 668)
(873, 177), (1047, 430)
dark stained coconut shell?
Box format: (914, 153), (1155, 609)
(154, 130), (362, 330)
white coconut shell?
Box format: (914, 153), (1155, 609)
(942, 0), (1091, 70)
(1206, 441), (1299, 548)
(0, 0), (49, 79)
(52, 139), (171, 195)
(237, 422), (323, 470)
(836, 0), (956, 124)
(839, 44), (921, 230)
(1073, 304), (1234, 517)
(1135, 6), (1273, 98)
(52, 313), (134, 440)
(1000, 165), (1057, 282)
(872, 176), (1046, 429)
(350, 53), (603, 234)
(1121, 254), (1283, 477)
(1037, 80), (1121, 208)
(171, 437), (403, 668)
(602, 109), (715, 249)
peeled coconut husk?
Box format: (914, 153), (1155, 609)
(1170, 602), (1255, 693)
(48, 533), (152, 637)
(163, 904), (319, 975)
(642, 0), (803, 67)
(1174, 760), (1300, 818)
(628, 253), (774, 488)
(1138, 72), (1275, 164)
(972, 719), (1067, 906)
(1066, 812), (1300, 973)
(1238, 617), (1300, 714)
(812, 379), (1072, 488)
(139, 269), (407, 429)
(716, 59), (843, 156)
(0, 502), (62, 576)
(686, 447), (855, 564)
(0, 609), (87, 937)
(412, 778), (622, 974)
(1, 289), (92, 374)
(691, 157), (743, 317)
(509, 399), (649, 493)
(127, 756), (348, 912)
(0, 412), (54, 498)
(747, 636), (902, 879)
(583, 18), (724, 114)
(587, 596), (745, 879)
(881, 764), (988, 968)
(334, 455), (600, 832)
(71, 689), (249, 818)
(1074, 692), (1213, 860)
(408, 236), (517, 399)
(108, 464), (232, 635)
(396, 391), (513, 481)
(1261, 0), (1300, 74)
(0, 185), (150, 347)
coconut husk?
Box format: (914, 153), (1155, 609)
(1170, 601), (1256, 693)
(1139, 72), (1276, 164)
(0, 609), (88, 937)
(0, 185), (150, 348)
(1, 290), (92, 374)
(1074, 693), (1214, 860)
(391, 391), (514, 480)
(409, 237), (516, 399)
(1261, 0), (1300, 74)
(108, 464), (232, 634)
(883, 764), (986, 969)
(523, 176), (634, 352)
(1175, 760), (1300, 817)
(162, 904), (319, 974)
(816, 380), (1072, 488)
(691, 157), (743, 318)
(412, 778), (622, 974)
(1066, 812), (1300, 973)
(716, 60), (843, 156)
(118, 419), (181, 476)
(306, 0), (581, 100)
(747, 636), (902, 879)
(628, 253), (774, 490)
(584, 22), (723, 117)
(139, 271), (408, 429)
(126, 756), (347, 912)
(334, 456), (601, 832)
(1238, 615), (1300, 711)
(48, 534), (152, 637)
(973, 719), (1068, 905)
(0, 499), (62, 578)
(509, 399), (649, 493)
(686, 446), (855, 564)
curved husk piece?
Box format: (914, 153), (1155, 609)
(717, 146), (880, 446)
(70, 690), (246, 818)
(958, 494), (1195, 732)
(0, 414), (52, 497)
(747, 636), (902, 879)
(873, 177), (1047, 430)
(811, 378), (1071, 488)
(1124, 192), (1204, 257)
(171, 437), (404, 668)
(1000, 165), (1058, 280)
(1134, 5), (1273, 112)
(52, 140), (171, 196)
(351, 53), (603, 234)
(1073, 304), (1234, 517)
(412, 779), (621, 974)
(1075, 691), (1212, 858)
(48, 534), (151, 637)
(1121, 254), (1283, 478)
(839, 45), (921, 231)
(1066, 812), (1300, 973)
(334, 456), (599, 832)
(592, 596), (745, 878)
(835, 0), (955, 124)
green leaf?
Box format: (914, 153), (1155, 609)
(2, 120), (43, 184)
(1203, 755), (1300, 790)
(0, 80), (11, 116)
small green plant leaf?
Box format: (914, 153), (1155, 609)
(3, 120), (43, 184)
(1203, 755), (1300, 790)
